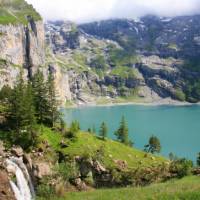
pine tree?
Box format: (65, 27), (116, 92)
(46, 73), (60, 127)
(8, 73), (37, 149)
(144, 135), (161, 154)
(197, 152), (200, 166)
(99, 122), (108, 140)
(32, 69), (49, 124)
(115, 116), (131, 146)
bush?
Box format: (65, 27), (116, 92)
(56, 162), (79, 183)
(65, 120), (80, 139)
(170, 158), (193, 178)
(36, 183), (55, 198)
(174, 89), (186, 101)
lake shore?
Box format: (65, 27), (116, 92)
(68, 97), (200, 109)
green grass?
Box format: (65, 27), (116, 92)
(110, 66), (138, 79)
(38, 176), (200, 200)
(39, 127), (166, 169)
(0, 0), (41, 25)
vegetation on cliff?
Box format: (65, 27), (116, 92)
(0, 0), (41, 25)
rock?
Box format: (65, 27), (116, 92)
(11, 146), (23, 157)
(0, 171), (15, 200)
(33, 162), (51, 179)
(23, 154), (33, 170)
(0, 141), (5, 156)
(0, 19), (45, 90)
(93, 161), (106, 174)
(114, 160), (128, 170)
(74, 178), (87, 191)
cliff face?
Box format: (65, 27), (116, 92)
(45, 16), (200, 104)
(0, 19), (45, 79)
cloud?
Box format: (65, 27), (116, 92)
(26, 0), (200, 23)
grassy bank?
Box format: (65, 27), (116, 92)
(39, 127), (166, 169)
(38, 176), (200, 200)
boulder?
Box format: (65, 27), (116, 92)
(114, 159), (128, 170)
(0, 171), (15, 200)
(74, 178), (87, 191)
(33, 162), (51, 179)
(11, 146), (23, 157)
(0, 140), (5, 156)
(93, 161), (106, 174)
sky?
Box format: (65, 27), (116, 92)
(26, 0), (200, 23)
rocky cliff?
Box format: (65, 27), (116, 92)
(46, 17), (200, 104)
(1, 0), (200, 105)
(0, 0), (45, 89)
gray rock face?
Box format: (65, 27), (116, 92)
(80, 15), (200, 59)
(46, 21), (80, 53)
(0, 19), (45, 88)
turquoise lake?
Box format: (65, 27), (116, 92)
(62, 105), (200, 162)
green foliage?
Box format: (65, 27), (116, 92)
(0, 0), (42, 25)
(61, 176), (200, 200)
(66, 120), (80, 139)
(108, 46), (137, 67)
(185, 79), (200, 102)
(56, 162), (79, 183)
(111, 66), (137, 79)
(197, 152), (200, 166)
(170, 158), (193, 178)
(0, 85), (12, 101)
(46, 73), (61, 127)
(115, 116), (132, 146)
(90, 55), (108, 70)
(7, 73), (37, 150)
(36, 178), (56, 199)
(32, 70), (49, 125)
(174, 88), (186, 101)
(99, 122), (108, 140)
(184, 57), (200, 72)
(144, 135), (161, 154)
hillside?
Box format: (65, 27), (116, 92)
(50, 176), (200, 200)
(38, 127), (166, 169)
(0, 0), (41, 24)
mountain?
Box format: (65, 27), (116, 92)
(45, 16), (200, 105)
(0, 0), (45, 85)
(0, 1), (200, 106)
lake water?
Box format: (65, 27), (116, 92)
(62, 105), (200, 162)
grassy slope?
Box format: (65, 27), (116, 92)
(39, 126), (166, 170)
(41, 176), (200, 200)
(0, 0), (41, 25)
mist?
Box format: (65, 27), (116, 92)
(26, 0), (200, 23)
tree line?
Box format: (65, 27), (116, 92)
(0, 70), (60, 149)
(91, 116), (161, 154)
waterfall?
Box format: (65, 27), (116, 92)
(6, 157), (35, 200)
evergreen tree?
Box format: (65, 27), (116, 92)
(99, 122), (108, 140)
(46, 73), (60, 127)
(144, 135), (161, 154)
(66, 120), (80, 138)
(32, 70), (49, 125)
(8, 73), (37, 149)
(197, 152), (200, 166)
(115, 116), (132, 146)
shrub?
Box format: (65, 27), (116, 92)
(174, 89), (186, 101)
(170, 158), (193, 178)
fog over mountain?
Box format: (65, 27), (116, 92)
(26, 0), (200, 23)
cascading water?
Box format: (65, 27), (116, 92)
(6, 157), (35, 200)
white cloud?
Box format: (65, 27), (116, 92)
(26, 0), (200, 23)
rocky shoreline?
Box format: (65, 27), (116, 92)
(67, 98), (200, 109)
